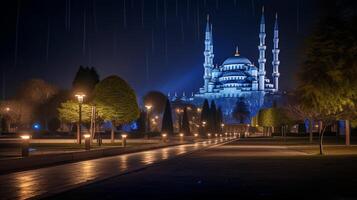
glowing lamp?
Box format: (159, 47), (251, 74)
(20, 135), (30, 140)
(75, 93), (86, 103)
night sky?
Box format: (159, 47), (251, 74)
(0, 0), (320, 99)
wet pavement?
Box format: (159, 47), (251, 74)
(50, 139), (357, 200)
(0, 138), (231, 200)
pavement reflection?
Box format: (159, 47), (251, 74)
(0, 139), (233, 200)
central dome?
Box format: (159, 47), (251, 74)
(222, 55), (252, 65)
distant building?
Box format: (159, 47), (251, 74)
(169, 8), (282, 124)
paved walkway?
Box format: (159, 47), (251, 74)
(50, 140), (357, 200)
(0, 138), (231, 200)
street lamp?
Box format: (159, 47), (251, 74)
(162, 133), (168, 143)
(145, 104), (152, 138)
(75, 93), (85, 144)
(83, 134), (90, 150)
(221, 123), (225, 134)
(179, 133), (184, 142)
(121, 134), (128, 147)
(4, 107), (11, 132)
(20, 135), (30, 157)
(207, 133), (211, 138)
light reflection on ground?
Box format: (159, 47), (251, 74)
(0, 139), (234, 200)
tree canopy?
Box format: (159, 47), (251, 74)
(161, 99), (174, 135)
(181, 107), (190, 135)
(143, 91), (167, 114)
(297, 0), (357, 120)
(93, 75), (140, 125)
(72, 66), (100, 95)
(58, 100), (92, 123)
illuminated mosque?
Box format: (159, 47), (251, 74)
(169, 8), (281, 124)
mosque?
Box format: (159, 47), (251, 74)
(169, 8), (281, 124)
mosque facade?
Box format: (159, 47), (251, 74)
(169, 8), (281, 124)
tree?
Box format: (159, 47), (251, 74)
(58, 100), (92, 124)
(297, 0), (357, 154)
(181, 107), (190, 135)
(37, 90), (71, 130)
(216, 107), (223, 133)
(137, 110), (147, 134)
(161, 99), (174, 135)
(0, 100), (33, 130)
(15, 79), (59, 130)
(200, 99), (210, 122)
(258, 107), (292, 136)
(93, 75), (139, 142)
(209, 100), (217, 133)
(72, 66), (100, 96)
(48, 117), (61, 132)
(143, 91), (167, 114)
(16, 79), (58, 105)
(200, 99), (210, 135)
(233, 98), (250, 124)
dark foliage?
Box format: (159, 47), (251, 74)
(161, 99), (174, 135)
(181, 107), (190, 135)
(143, 91), (167, 114)
(200, 99), (210, 123)
(72, 66), (100, 96)
(209, 100), (217, 133)
(48, 117), (61, 132)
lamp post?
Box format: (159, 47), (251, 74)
(121, 134), (127, 147)
(75, 93), (85, 144)
(4, 107), (11, 132)
(221, 123), (225, 134)
(83, 134), (90, 150)
(179, 133), (184, 143)
(20, 135), (30, 157)
(176, 108), (183, 133)
(202, 121), (206, 135)
(145, 105), (152, 139)
(194, 133), (199, 140)
(162, 133), (168, 143)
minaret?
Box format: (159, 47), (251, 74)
(203, 14), (213, 92)
(258, 7), (266, 91)
(272, 13), (280, 92)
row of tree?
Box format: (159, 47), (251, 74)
(0, 66), (140, 144)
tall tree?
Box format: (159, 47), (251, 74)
(216, 107), (223, 133)
(16, 79), (58, 105)
(161, 99), (174, 135)
(297, 0), (357, 154)
(93, 75), (139, 143)
(181, 107), (190, 135)
(72, 66), (100, 96)
(14, 79), (58, 130)
(200, 99), (210, 123)
(209, 100), (217, 133)
(143, 91), (167, 114)
(137, 110), (147, 134)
